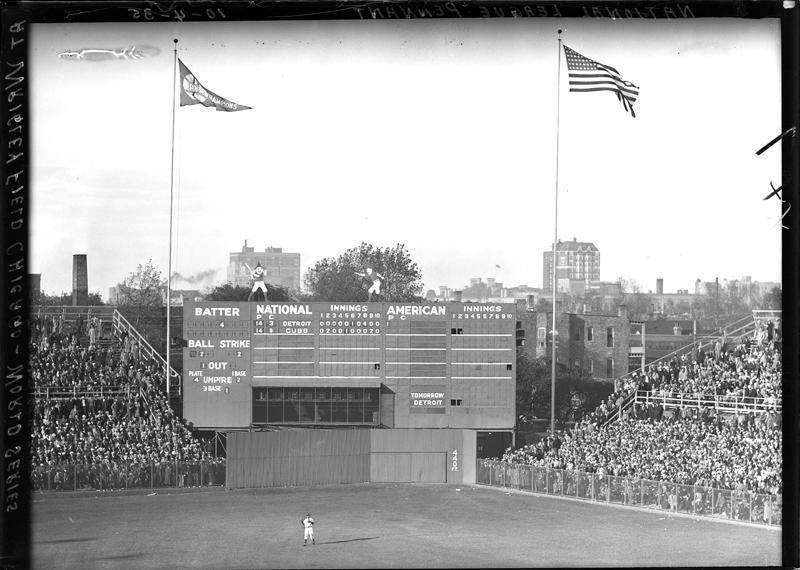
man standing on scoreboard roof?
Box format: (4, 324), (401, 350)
(244, 262), (269, 302)
(356, 267), (385, 301)
(301, 512), (315, 546)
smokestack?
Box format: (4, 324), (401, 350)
(72, 255), (88, 306)
(72, 254), (88, 306)
(29, 274), (41, 303)
(656, 278), (663, 295)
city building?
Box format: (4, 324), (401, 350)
(542, 238), (600, 293)
(227, 240), (301, 291)
(518, 305), (699, 381)
(528, 306), (630, 380)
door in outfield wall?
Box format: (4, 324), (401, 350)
(410, 452), (447, 483)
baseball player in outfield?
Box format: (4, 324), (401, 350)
(301, 513), (315, 546)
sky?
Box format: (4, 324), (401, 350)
(30, 18), (782, 299)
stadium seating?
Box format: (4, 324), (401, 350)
(31, 313), (218, 477)
(503, 329), (782, 496)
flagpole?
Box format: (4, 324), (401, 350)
(167, 38), (178, 399)
(551, 29), (563, 437)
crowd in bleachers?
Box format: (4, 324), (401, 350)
(503, 325), (782, 495)
(581, 322), (781, 429)
(503, 410), (781, 495)
(32, 313), (158, 393)
(31, 312), (217, 473)
(628, 332), (781, 400)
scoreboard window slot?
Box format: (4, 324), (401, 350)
(347, 390), (365, 423)
(317, 401), (332, 423)
(284, 401), (300, 423)
(299, 399), (315, 422)
(332, 389), (348, 422)
(268, 399), (284, 423)
(316, 387), (331, 401)
(253, 399), (268, 423)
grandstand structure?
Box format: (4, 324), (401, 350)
(31, 301), (519, 489)
(30, 305), (222, 492)
(30, 302), (783, 523)
(487, 309), (782, 526)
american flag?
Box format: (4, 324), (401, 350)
(563, 45), (639, 118)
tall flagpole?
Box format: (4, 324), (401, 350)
(551, 29), (563, 437)
(167, 38), (178, 398)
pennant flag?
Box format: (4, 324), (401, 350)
(178, 59), (251, 112)
(563, 45), (639, 118)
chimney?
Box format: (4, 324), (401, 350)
(72, 254), (88, 306)
(454, 290), (463, 302)
(29, 274), (41, 302)
(656, 278), (664, 295)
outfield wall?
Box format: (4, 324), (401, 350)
(226, 430), (370, 488)
(226, 429), (475, 489)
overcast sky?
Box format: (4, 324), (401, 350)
(31, 18), (781, 299)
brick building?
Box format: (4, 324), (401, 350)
(227, 241), (301, 291)
(520, 306), (630, 380)
(542, 238), (600, 293)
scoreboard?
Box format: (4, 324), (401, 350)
(183, 302), (516, 430)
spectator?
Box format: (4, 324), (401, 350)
(502, 333), (782, 496)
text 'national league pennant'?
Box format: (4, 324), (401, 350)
(563, 45), (639, 118)
(178, 59), (251, 112)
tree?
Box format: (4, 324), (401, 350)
(304, 242), (423, 302)
(762, 286), (781, 310)
(616, 277), (653, 319)
(204, 283), (295, 302)
(116, 259), (166, 307)
(36, 291), (104, 306)
(515, 351), (611, 430)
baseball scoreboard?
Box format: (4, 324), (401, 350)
(183, 302), (516, 430)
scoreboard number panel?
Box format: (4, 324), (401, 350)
(183, 301), (516, 429)
(184, 302), (253, 428)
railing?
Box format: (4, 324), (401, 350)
(34, 305), (116, 341)
(31, 460), (225, 492)
(34, 305), (116, 320)
(614, 314), (755, 391)
(477, 460), (781, 527)
(112, 309), (181, 394)
(635, 391), (781, 414)
(34, 386), (134, 400)
(752, 309), (782, 323)
(599, 391), (637, 427)
(697, 316), (757, 352)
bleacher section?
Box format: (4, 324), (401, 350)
(500, 316), (782, 498)
(31, 308), (222, 490)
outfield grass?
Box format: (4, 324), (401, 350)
(32, 483), (780, 568)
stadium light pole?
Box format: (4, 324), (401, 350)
(550, 30), (563, 437)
